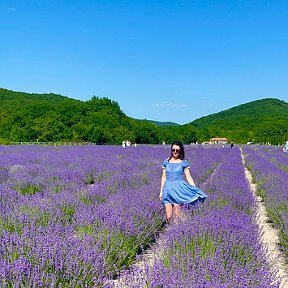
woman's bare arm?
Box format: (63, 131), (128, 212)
(159, 168), (166, 200)
(184, 168), (196, 186)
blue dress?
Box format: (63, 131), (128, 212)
(161, 159), (208, 205)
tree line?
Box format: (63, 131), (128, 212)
(0, 88), (287, 145)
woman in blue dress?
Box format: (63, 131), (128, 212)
(159, 141), (208, 223)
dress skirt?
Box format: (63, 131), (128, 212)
(162, 180), (207, 205)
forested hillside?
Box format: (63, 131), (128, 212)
(147, 120), (179, 127)
(188, 98), (288, 144)
(0, 88), (287, 145)
(0, 88), (180, 144)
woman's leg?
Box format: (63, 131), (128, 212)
(173, 204), (182, 220)
(164, 204), (173, 223)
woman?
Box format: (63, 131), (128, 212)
(159, 141), (207, 223)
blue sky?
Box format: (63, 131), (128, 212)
(1, 0), (287, 124)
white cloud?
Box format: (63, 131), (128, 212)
(153, 101), (188, 109)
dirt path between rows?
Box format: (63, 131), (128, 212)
(241, 148), (288, 288)
(106, 229), (165, 287)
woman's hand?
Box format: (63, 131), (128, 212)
(159, 192), (162, 201)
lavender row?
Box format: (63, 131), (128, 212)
(243, 145), (288, 259)
(245, 145), (288, 173)
(115, 148), (278, 287)
(0, 145), (223, 287)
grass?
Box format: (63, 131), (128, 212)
(61, 205), (75, 224)
(15, 184), (42, 195)
(0, 217), (23, 235)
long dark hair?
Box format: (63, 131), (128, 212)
(168, 140), (185, 161)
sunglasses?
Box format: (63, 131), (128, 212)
(171, 149), (180, 153)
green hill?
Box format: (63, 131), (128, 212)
(0, 88), (71, 110)
(188, 98), (288, 144)
(0, 88), (287, 145)
(147, 120), (179, 127)
(0, 88), (164, 144)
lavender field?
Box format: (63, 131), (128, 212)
(243, 145), (288, 259)
(0, 144), (284, 287)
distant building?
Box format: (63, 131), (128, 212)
(209, 137), (228, 144)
